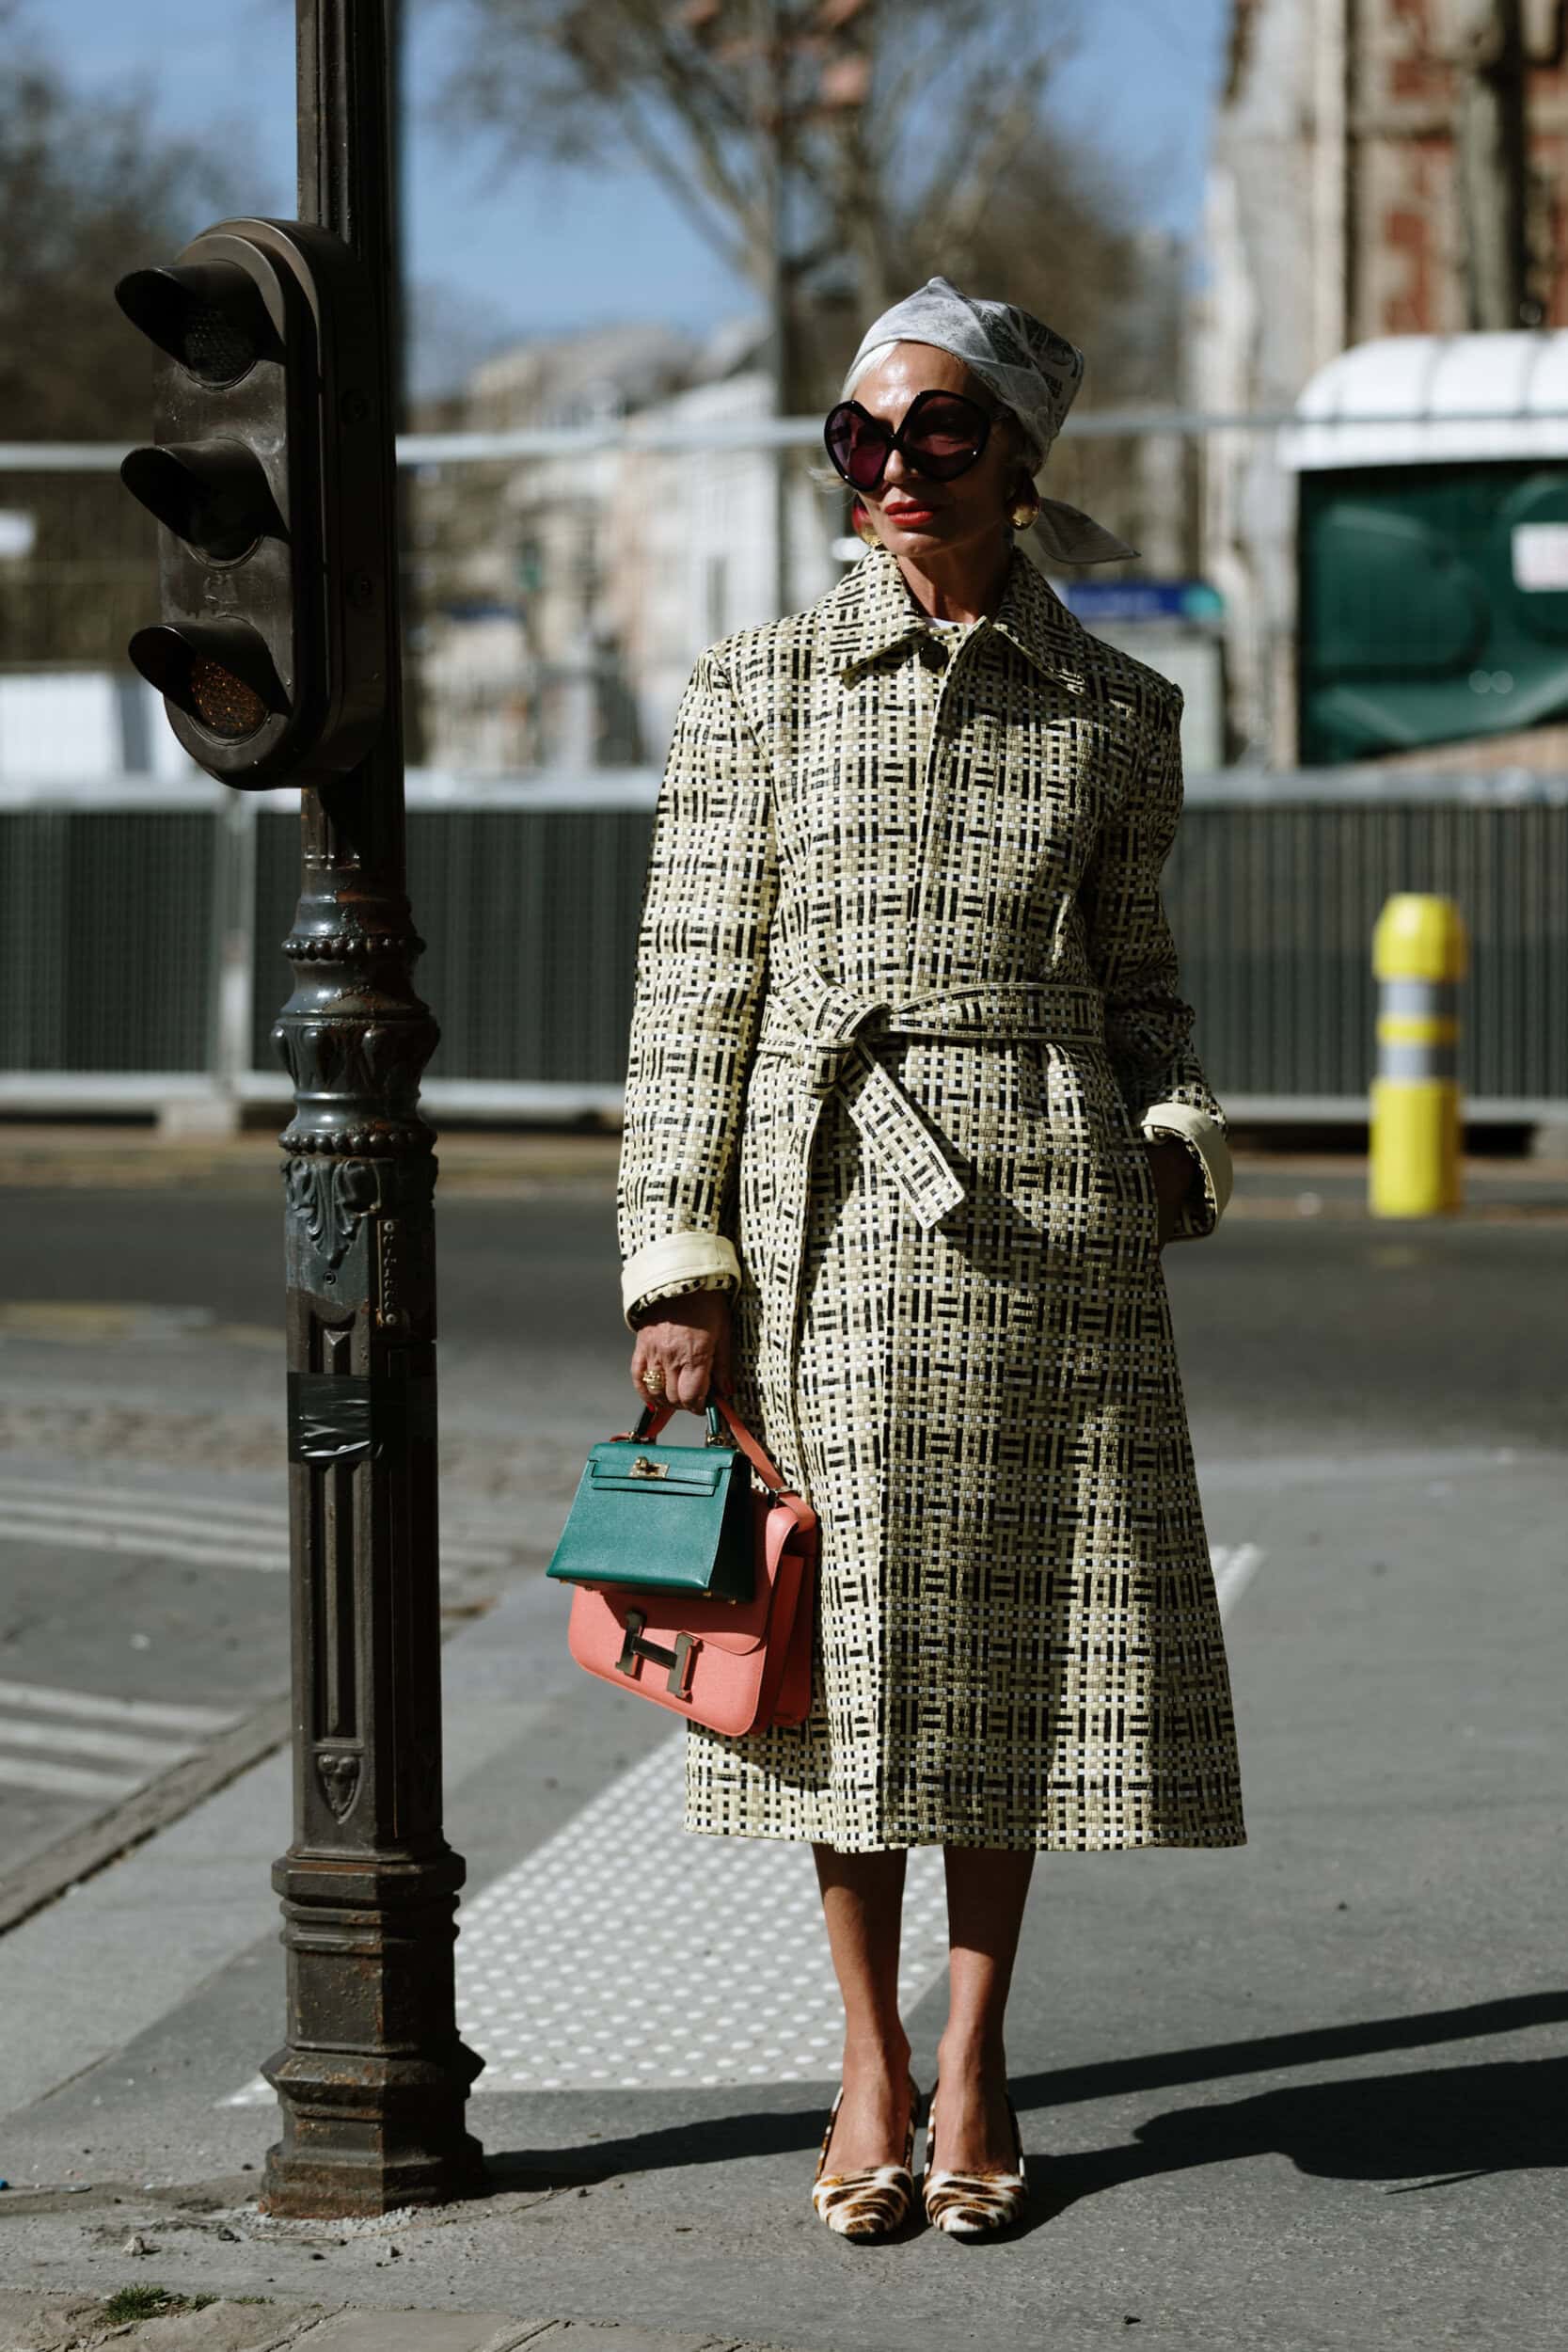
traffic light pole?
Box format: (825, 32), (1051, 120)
(259, 0), (483, 2215)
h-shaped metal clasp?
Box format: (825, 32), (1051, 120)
(614, 1610), (697, 1697)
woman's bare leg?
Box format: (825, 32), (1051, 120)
(812, 1842), (915, 2169)
(933, 1845), (1036, 2171)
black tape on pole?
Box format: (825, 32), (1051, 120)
(287, 1371), (437, 1463)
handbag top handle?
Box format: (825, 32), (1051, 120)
(617, 1387), (796, 1501)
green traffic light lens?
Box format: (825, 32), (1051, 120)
(187, 657), (269, 739)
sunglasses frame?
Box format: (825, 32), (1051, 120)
(822, 388), (995, 493)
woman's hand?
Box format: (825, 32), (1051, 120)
(630, 1288), (734, 1413)
(1145, 1137), (1201, 1248)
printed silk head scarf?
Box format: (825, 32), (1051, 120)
(840, 274), (1138, 566)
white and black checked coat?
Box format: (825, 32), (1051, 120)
(616, 544), (1245, 1853)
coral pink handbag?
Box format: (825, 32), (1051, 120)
(554, 1389), (819, 1737)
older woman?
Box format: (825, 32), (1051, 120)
(615, 277), (1244, 2240)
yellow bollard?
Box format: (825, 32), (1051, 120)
(1369, 894), (1468, 1217)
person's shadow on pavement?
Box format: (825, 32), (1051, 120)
(482, 1993), (1568, 2225)
(1025, 2054), (1567, 2230)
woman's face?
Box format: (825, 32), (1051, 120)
(845, 342), (1026, 561)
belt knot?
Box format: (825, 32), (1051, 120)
(804, 1032), (880, 1093)
(796, 992), (890, 1094)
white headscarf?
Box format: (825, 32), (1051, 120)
(841, 274), (1137, 566)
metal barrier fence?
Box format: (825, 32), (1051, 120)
(4, 389), (1566, 1127)
(2, 772), (1563, 1127)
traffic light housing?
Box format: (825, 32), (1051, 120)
(117, 219), (388, 788)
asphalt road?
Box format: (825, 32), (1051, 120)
(0, 1179), (1562, 1884)
(0, 1174), (1562, 2348)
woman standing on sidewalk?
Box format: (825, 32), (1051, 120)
(615, 278), (1245, 2240)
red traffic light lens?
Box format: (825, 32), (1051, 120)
(188, 657), (270, 739)
(128, 622), (285, 745)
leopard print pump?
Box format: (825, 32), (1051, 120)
(810, 2073), (921, 2240)
(921, 2078), (1029, 2235)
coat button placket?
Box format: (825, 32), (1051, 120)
(904, 629), (974, 975)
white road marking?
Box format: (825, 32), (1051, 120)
(0, 1478), (292, 1528)
(0, 1477), (530, 1574)
(0, 1678), (244, 1806)
(0, 1756), (146, 1800)
(0, 1678), (240, 1734)
(0, 1717), (195, 1770)
(1212, 1541), (1266, 1620)
(0, 1511), (285, 1573)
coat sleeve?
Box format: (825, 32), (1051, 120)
(616, 643), (781, 1329)
(1078, 682), (1233, 1245)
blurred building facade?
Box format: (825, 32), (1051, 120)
(1196, 0), (1568, 763)
(410, 320), (841, 776)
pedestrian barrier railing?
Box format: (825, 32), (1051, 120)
(1, 771), (1565, 1129)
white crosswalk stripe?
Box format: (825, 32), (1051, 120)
(0, 1756), (150, 1801)
(1212, 1540), (1266, 1618)
(0, 1476), (534, 1577)
(0, 1677), (245, 1802)
(0, 1717), (195, 1770)
(0, 1677), (240, 1733)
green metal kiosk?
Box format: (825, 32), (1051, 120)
(1282, 331), (1568, 766)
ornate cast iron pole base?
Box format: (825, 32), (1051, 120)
(260, 0), (483, 2217)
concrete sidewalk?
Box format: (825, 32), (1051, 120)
(0, 2290), (807, 2351)
(1, 1439), (1563, 2350)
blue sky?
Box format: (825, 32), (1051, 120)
(36, 0), (1229, 380)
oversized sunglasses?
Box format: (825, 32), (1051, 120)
(822, 389), (993, 493)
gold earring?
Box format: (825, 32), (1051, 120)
(851, 500), (880, 548)
(1008, 487), (1041, 532)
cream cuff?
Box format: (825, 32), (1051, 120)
(621, 1230), (741, 1331)
(1140, 1101), (1234, 1241)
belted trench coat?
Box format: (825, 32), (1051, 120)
(616, 544), (1245, 1853)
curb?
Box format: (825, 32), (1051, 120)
(0, 1127), (623, 1196)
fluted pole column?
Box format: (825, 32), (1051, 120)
(259, 0), (483, 2218)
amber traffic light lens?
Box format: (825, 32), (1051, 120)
(119, 442), (275, 565)
(188, 656), (269, 739)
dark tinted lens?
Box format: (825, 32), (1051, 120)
(904, 395), (988, 477)
(826, 405), (890, 489)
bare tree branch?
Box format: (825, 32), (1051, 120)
(432, 0), (1181, 410)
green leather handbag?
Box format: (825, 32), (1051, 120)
(544, 1397), (754, 1604)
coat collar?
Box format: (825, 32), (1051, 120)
(818, 544), (1090, 688)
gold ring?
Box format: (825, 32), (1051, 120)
(642, 1368), (665, 1392)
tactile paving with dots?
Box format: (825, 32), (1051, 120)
(457, 1729), (952, 2091)
(223, 1726), (951, 2104)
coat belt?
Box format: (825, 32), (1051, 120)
(755, 969), (1106, 1233)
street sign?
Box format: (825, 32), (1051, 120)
(116, 219), (387, 788)
(1063, 580), (1225, 624)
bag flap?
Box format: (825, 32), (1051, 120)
(545, 1438), (751, 1598)
(565, 1489), (806, 1654)
(586, 1438), (734, 1499)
